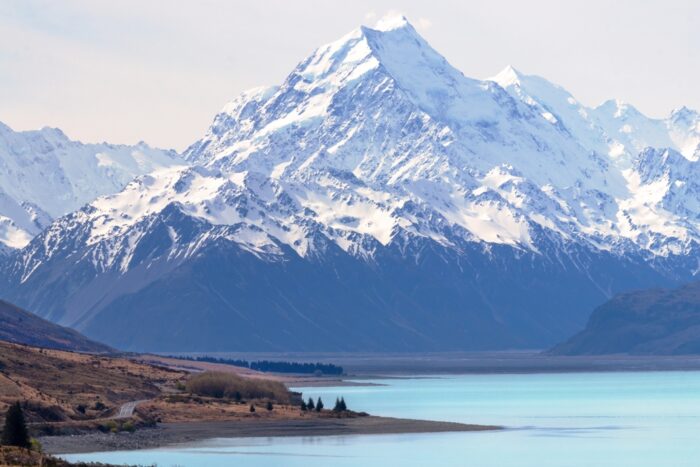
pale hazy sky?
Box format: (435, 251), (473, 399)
(1, 0), (698, 151)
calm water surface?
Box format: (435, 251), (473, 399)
(64, 371), (700, 466)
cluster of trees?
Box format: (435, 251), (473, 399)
(185, 371), (290, 402)
(300, 396), (348, 412)
(171, 355), (344, 375)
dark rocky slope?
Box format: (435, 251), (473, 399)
(0, 300), (112, 353)
(551, 281), (700, 355)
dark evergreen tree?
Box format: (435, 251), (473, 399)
(300, 400), (307, 411)
(316, 397), (324, 412)
(249, 404), (256, 413)
(333, 397), (348, 412)
(307, 397), (315, 410)
(1, 402), (30, 448)
(266, 401), (273, 411)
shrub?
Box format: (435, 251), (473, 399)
(98, 420), (118, 433)
(22, 401), (66, 422)
(266, 401), (273, 411)
(185, 372), (289, 403)
(249, 404), (255, 413)
(30, 438), (42, 453)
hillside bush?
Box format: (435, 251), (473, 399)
(185, 372), (289, 403)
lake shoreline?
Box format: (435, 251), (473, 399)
(275, 352), (700, 381)
(43, 417), (500, 455)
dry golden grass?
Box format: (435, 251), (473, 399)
(138, 396), (305, 423)
(0, 341), (186, 423)
(0, 342), (324, 433)
(0, 445), (123, 466)
(137, 393), (354, 424)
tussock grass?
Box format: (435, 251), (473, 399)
(185, 372), (289, 403)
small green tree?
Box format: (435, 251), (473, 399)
(266, 401), (273, 411)
(249, 404), (256, 413)
(333, 397), (342, 412)
(307, 397), (315, 410)
(300, 400), (307, 411)
(316, 397), (324, 412)
(1, 402), (30, 448)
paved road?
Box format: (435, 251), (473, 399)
(112, 399), (149, 419)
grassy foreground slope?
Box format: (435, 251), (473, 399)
(0, 340), (184, 424)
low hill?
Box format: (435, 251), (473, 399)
(551, 281), (700, 355)
(0, 340), (185, 424)
(0, 300), (112, 353)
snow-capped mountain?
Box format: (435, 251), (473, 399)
(0, 122), (183, 251)
(1, 16), (697, 351)
(491, 66), (700, 164)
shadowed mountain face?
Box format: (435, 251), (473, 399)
(551, 282), (700, 355)
(0, 17), (699, 352)
(0, 300), (112, 353)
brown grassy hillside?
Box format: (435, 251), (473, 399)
(0, 341), (185, 424)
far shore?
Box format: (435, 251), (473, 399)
(142, 352), (700, 390)
(41, 416), (500, 455)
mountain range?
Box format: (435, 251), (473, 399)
(0, 16), (698, 351)
(0, 122), (181, 252)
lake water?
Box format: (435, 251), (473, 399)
(63, 371), (700, 466)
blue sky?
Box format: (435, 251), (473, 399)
(1, 0), (698, 150)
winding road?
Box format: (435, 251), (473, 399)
(111, 399), (149, 419)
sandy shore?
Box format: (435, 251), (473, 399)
(41, 416), (500, 455)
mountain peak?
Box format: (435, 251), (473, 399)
(370, 14), (412, 32)
(596, 98), (641, 118)
(38, 126), (69, 142)
(670, 105), (698, 122)
(490, 65), (525, 88)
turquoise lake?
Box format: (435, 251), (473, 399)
(63, 371), (700, 466)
